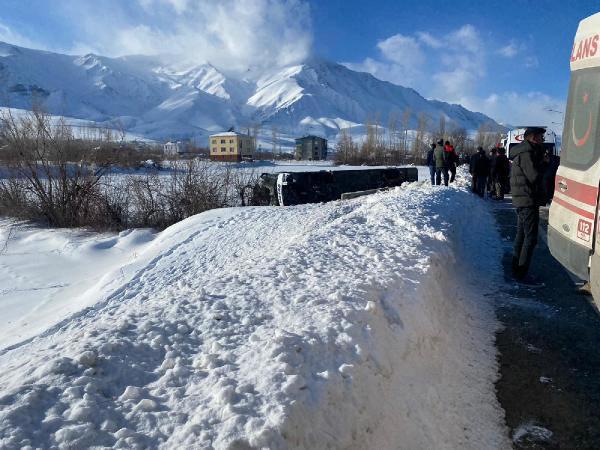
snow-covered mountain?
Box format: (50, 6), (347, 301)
(0, 41), (503, 142)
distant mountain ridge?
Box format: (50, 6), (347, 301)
(0, 41), (503, 142)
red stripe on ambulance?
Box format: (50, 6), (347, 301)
(553, 196), (596, 220)
(555, 176), (599, 206)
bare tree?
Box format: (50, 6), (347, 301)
(448, 125), (468, 151)
(252, 122), (261, 147)
(334, 127), (357, 165)
(111, 118), (127, 145)
(437, 115), (446, 142)
(271, 126), (279, 159)
(387, 111), (400, 164)
(0, 108), (109, 227)
(411, 113), (429, 163)
(475, 122), (503, 150)
(401, 108), (411, 161)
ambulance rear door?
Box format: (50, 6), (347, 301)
(548, 66), (600, 280)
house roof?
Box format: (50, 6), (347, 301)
(295, 135), (327, 141)
(210, 132), (251, 137)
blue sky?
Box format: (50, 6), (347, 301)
(0, 0), (598, 129)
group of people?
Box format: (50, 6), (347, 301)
(468, 145), (511, 199)
(426, 139), (459, 186)
(469, 128), (557, 284)
(425, 128), (556, 285)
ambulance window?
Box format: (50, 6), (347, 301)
(561, 68), (600, 169)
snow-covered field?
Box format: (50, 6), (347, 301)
(0, 171), (510, 449)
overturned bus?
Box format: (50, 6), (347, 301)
(253, 167), (419, 206)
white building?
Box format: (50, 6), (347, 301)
(209, 132), (255, 161)
(163, 141), (190, 156)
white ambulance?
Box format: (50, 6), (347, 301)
(548, 12), (600, 306)
(502, 127), (558, 159)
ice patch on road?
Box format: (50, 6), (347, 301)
(513, 421), (553, 445)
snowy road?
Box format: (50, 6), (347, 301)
(0, 175), (510, 449)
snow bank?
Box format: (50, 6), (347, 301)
(0, 173), (510, 449)
(0, 222), (156, 349)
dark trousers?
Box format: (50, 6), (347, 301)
(475, 175), (487, 197)
(513, 206), (539, 278)
(429, 165), (436, 185)
(435, 167), (449, 186)
(449, 164), (456, 183)
(494, 181), (504, 200)
(495, 176), (508, 200)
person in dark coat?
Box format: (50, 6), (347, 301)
(469, 149), (479, 192)
(472, 147), (489, 197)
(510, 127), (548, 282)
(434, 139), (449, 186)
(487, 147), (498, 196)
(426, 143), (436, 185)
(444, 141), (458, 183)
(493, 147), (510, 200)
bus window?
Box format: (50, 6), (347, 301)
(561, 67), (600, 169)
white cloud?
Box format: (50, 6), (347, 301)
(346, 24), (561, 129)
(0, 22), (47, 50)
(524, 56), (540, 68)
(141, 0), (192, 14)
(416, 32), (443, 49)
(377, 34), (425, 65)
(433, 69), (480, 101)
(447, 24), (482, 54)
(465, 91), (566, 134)
(344, 57), (420, 88)
(497, 39), (539, 68)
(348, 24), (486, 103)
(498, 41), (520, 58)
(52, 0), (313, 74)
(434, 26), (485, 101)
(344, 33), (426, 86)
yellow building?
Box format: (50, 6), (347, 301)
(209, 132), (255, 162)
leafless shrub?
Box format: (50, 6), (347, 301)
(126, 161), (260, 229)
(0, 109), (264, 231)
(0, 108), (109, 227)
(127, 161), (222, 228)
